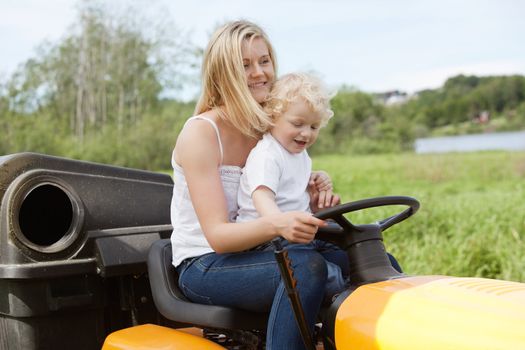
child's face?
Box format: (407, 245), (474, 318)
(270, 99), (322, 154)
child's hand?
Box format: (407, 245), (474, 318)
(273, 211), (326, 244)
(308, 171), (340, 211)
(320, 189), (341, 209)
(310, 188), (340, 213)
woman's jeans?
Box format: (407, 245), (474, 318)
(176, 241), (401, 350)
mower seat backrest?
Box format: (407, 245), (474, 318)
(147, 239), (268, 331)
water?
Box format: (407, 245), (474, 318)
(415, 130), (525, 154)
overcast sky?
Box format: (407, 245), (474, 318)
(1, 0), (524, 100)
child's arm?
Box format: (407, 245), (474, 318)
(252, 186), (321, 243)
(252, 186), (282, 216)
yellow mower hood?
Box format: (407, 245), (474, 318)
(336, 275), (525, 349)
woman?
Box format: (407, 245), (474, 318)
(171, 20), (345, 349)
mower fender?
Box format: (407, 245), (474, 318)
(102, 324), (226, 350)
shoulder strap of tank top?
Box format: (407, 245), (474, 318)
(186, 116), (224, 165)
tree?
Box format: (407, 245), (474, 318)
(3, 0), (197, 141)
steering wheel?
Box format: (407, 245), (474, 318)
(313, 196), (420, 336)
(314, 196), (420, 246)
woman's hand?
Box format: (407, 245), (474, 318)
(308, 171), (341, 211)
(309, 170), (332, 191)
(271, 211), (327, 244)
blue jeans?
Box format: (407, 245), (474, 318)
(177, 244), (341, 350)
(258, 238), (350, 301)
(177, 242), (401, 350)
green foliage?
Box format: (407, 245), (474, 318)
(311, 87), (389, 154)
(0, 0), (198, 168)
(313, 151), (525, 282)
(62, 100), (195, 169)
(1, 112), (70, 155)
(399, 74), (525, 132)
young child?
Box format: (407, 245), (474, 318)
(237, 72), (348, 299)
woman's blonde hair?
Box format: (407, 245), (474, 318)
(194, 20), (277, 138)
(264, 72), (335, 127)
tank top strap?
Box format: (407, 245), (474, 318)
(186, 116), (224, 165)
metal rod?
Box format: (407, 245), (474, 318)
(272, 239), (316, 350)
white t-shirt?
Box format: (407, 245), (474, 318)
(237, 133), (311, 223)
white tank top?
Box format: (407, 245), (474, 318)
(170, 116), (242, 267)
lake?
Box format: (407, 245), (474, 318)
(415, 130), (525, 153)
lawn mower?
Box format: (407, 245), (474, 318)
(103, 196), (525, 350)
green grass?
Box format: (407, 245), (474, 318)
(313, 151), (525, 282)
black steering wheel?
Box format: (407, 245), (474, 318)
(314, 196), (420, 246)
(313, 196), (421, 339)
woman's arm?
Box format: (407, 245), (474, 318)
(175, 120), (325, 253)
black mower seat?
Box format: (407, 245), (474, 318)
(147, 239), (268, 331)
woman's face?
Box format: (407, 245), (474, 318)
(241, 37), (275, 103)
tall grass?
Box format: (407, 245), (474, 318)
(313, 151), (525, 282)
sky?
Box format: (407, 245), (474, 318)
(1, 0), (525, 100)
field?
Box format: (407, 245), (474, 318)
(312, 151), (525, 282)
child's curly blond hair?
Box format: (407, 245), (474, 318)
(264, 72), (335, 129)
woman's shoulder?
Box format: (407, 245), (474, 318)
(175, 111), (222, 165)
(179, 111), (220, 139)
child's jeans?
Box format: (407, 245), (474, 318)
(257, 238), (349, 301)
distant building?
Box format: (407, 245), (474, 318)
(374, 90), (411, 105)
(473, 110), (490, 124)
